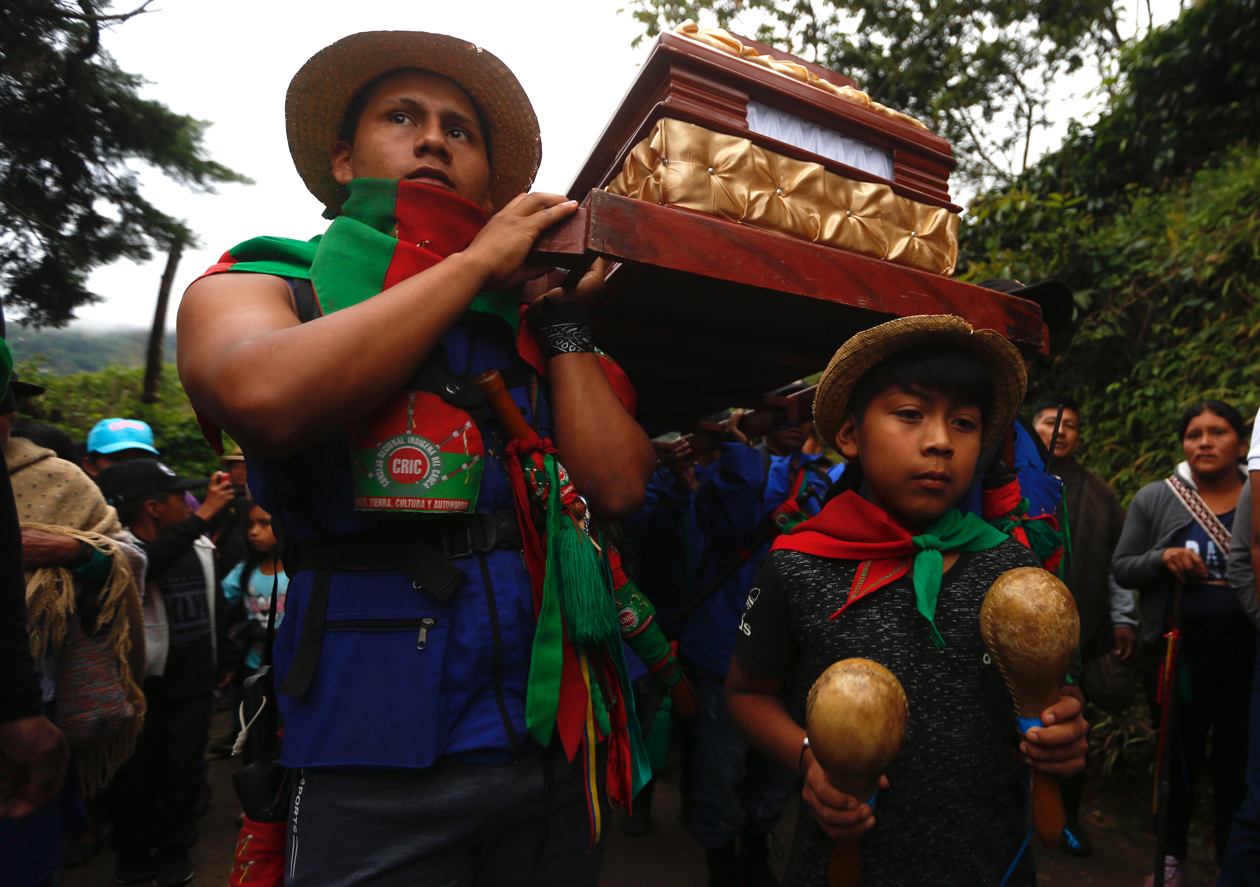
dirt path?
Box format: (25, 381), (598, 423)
(57, 710), (1219, 886)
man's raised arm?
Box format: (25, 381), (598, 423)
(178, 193), (576, 458)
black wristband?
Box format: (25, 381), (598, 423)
(538, 323), (595, 359)
(533, 298), (595, 359)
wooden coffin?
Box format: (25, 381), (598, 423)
(532, 27), (1047, 431)
(567, 26), (958, 211)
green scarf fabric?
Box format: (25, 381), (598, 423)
(773, 490), (1012, 647)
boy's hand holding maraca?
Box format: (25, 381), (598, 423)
(1020, 686), (1088, 778)
(800, 750), (887, 842)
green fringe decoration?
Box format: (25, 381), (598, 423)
(555, 508), (619, 645)
(588, 666), (612, 738)
(645, 696), (672, 772)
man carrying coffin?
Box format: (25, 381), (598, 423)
(178, 31), (656, 886)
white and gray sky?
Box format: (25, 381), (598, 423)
(70, 0), (1182, 330)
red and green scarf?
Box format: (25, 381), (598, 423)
(772, 490), (1011, 647)
(199, 178), (539, 367)
(196, 177), (635, 443)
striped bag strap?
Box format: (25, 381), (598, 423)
(1164, 473), (1232, 553)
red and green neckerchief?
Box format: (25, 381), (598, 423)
(772, 490), (1011, 647)
(197, 178), (652, 834)
(981, 476), (1064, 574)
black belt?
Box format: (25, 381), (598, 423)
(278, 508), (523, 699)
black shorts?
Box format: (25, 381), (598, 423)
(286, 743), (607, 887)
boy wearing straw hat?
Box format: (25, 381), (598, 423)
(178, 32), (655, 887)
(726, 316), (1089, 886)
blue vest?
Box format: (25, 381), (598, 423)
(248, 316), (544, 769)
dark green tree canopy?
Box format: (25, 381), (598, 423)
(1005, 0), (1260, 212)
(624, 0), (1121, 188)
(959, 0), (1260, 502)
(0, 0), (249, 327)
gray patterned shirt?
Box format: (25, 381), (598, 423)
(736, 537), (1042, 886)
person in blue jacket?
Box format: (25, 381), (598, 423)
(176, 32), (655, 887)
(682, 408), (834, 887)
(628, 439), (711, 640)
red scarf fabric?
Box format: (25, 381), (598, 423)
(772, 490), (919, 608)
(772, 490), (1011, 646)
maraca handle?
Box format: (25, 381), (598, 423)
(1031, 768), (1065, 847)
(828, 842), (860, 887)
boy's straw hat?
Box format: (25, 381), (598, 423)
(813, 315), (1027, 453)
(286, 32), (541, 214)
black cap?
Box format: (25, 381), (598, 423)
(98, 458), (207, 509)
(0, 374), (47, 414)
(978, 278), (1074, 334)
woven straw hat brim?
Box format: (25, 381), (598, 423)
(286, 31), (541, 214)
(813, 315), (1028, 455)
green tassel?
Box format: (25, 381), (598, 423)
(557, 514), (619, 644)
(589, 667), (612, 737)
(646, 696), (672, 772)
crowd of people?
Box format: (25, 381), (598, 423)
(0, 25), (1258, 887)
(0, 407), (285, 887)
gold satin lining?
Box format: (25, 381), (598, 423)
(673, 21), (929, 132)
(606, 118), (959, 276)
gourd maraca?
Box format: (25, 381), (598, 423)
(979, 567), (1080, 848)
(806, 658), (909, 887)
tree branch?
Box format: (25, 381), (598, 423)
(59, 0), (154, 24)
(71, 0), (100, 62)
(956, 106), (1009, 184)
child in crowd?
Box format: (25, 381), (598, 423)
(224, 504), (287, 678)
(727, 316), (1089, 886)
(214, 505), (287, 757)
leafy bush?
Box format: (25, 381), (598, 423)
(15, 359), (226, 479)
(1016, 0), (1260, 212)
(962, 141), (1260, 503)
(1087, 700), (1157, 782)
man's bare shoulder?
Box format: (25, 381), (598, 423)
(183, 271), (295, 306)
(179, 273), (300, 349)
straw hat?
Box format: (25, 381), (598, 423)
(813, 315), (1027, 453)
(286, 31), (541, 214)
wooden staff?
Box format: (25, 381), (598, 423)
(1152, 580), (1184, 887)
(472, 370), (696, 714)
(472, 370), (534, 441)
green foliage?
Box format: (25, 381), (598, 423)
(957, 1), (1260, 503)
(16, 359), (225, 480)
(8, 324), (176, 374)
(0, 0), (249, 327)
(1017, 0), (1260, 212)
(621, 0), (1121, 186)
(1086, 700), (1156, 781)
(963, 141), (1260, 504)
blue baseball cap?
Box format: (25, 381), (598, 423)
(86, 418), (160, 456)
